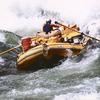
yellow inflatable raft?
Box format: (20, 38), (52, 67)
(17, 24), (91, 70)
(17, 42), (89, 70)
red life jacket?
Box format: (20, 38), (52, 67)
(21, 37), (32, 52)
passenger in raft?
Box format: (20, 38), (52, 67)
(43, 19), (60, 34)
(21, 37), (39, 52)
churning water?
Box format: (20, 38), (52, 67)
(0, 0), (100, 100)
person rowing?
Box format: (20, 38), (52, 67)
(37, 19), (62, 38)
(43, 19), (60, 34)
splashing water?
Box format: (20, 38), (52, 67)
(0, 32), (6, 66)
(0, 0), (100, 100)
(0, 0), (100, 35)
(54, 92), (100, 100)
(0, 32), (6, 43)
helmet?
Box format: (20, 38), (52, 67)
(46, 19), (51, 24)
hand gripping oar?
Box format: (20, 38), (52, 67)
(0, 45), (21, 56)
(55, 21), (100, 42)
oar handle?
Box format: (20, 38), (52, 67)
(55, 21), (67, 28)
(55, 21), (60, 24)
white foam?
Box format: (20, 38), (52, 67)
(54, 93), (100, 100)
(33, 88), (51, 94)
(0, 32), (6, 42)
(0, 57), (5, 66)
(0, 32), (6, 64)
(0, 0), (100, 35)
(7, 88), (50, 97)
(59, 48), (100, 71)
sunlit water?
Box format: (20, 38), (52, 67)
(0, 0), (100, 100)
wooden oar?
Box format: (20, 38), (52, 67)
(0, 45), (21, 56)
(81, 33), (100, 42)
(55, 21), (100, 42)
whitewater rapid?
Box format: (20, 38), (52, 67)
(0, 0), (100, 100)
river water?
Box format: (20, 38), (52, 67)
(0, 0), (100, 100)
